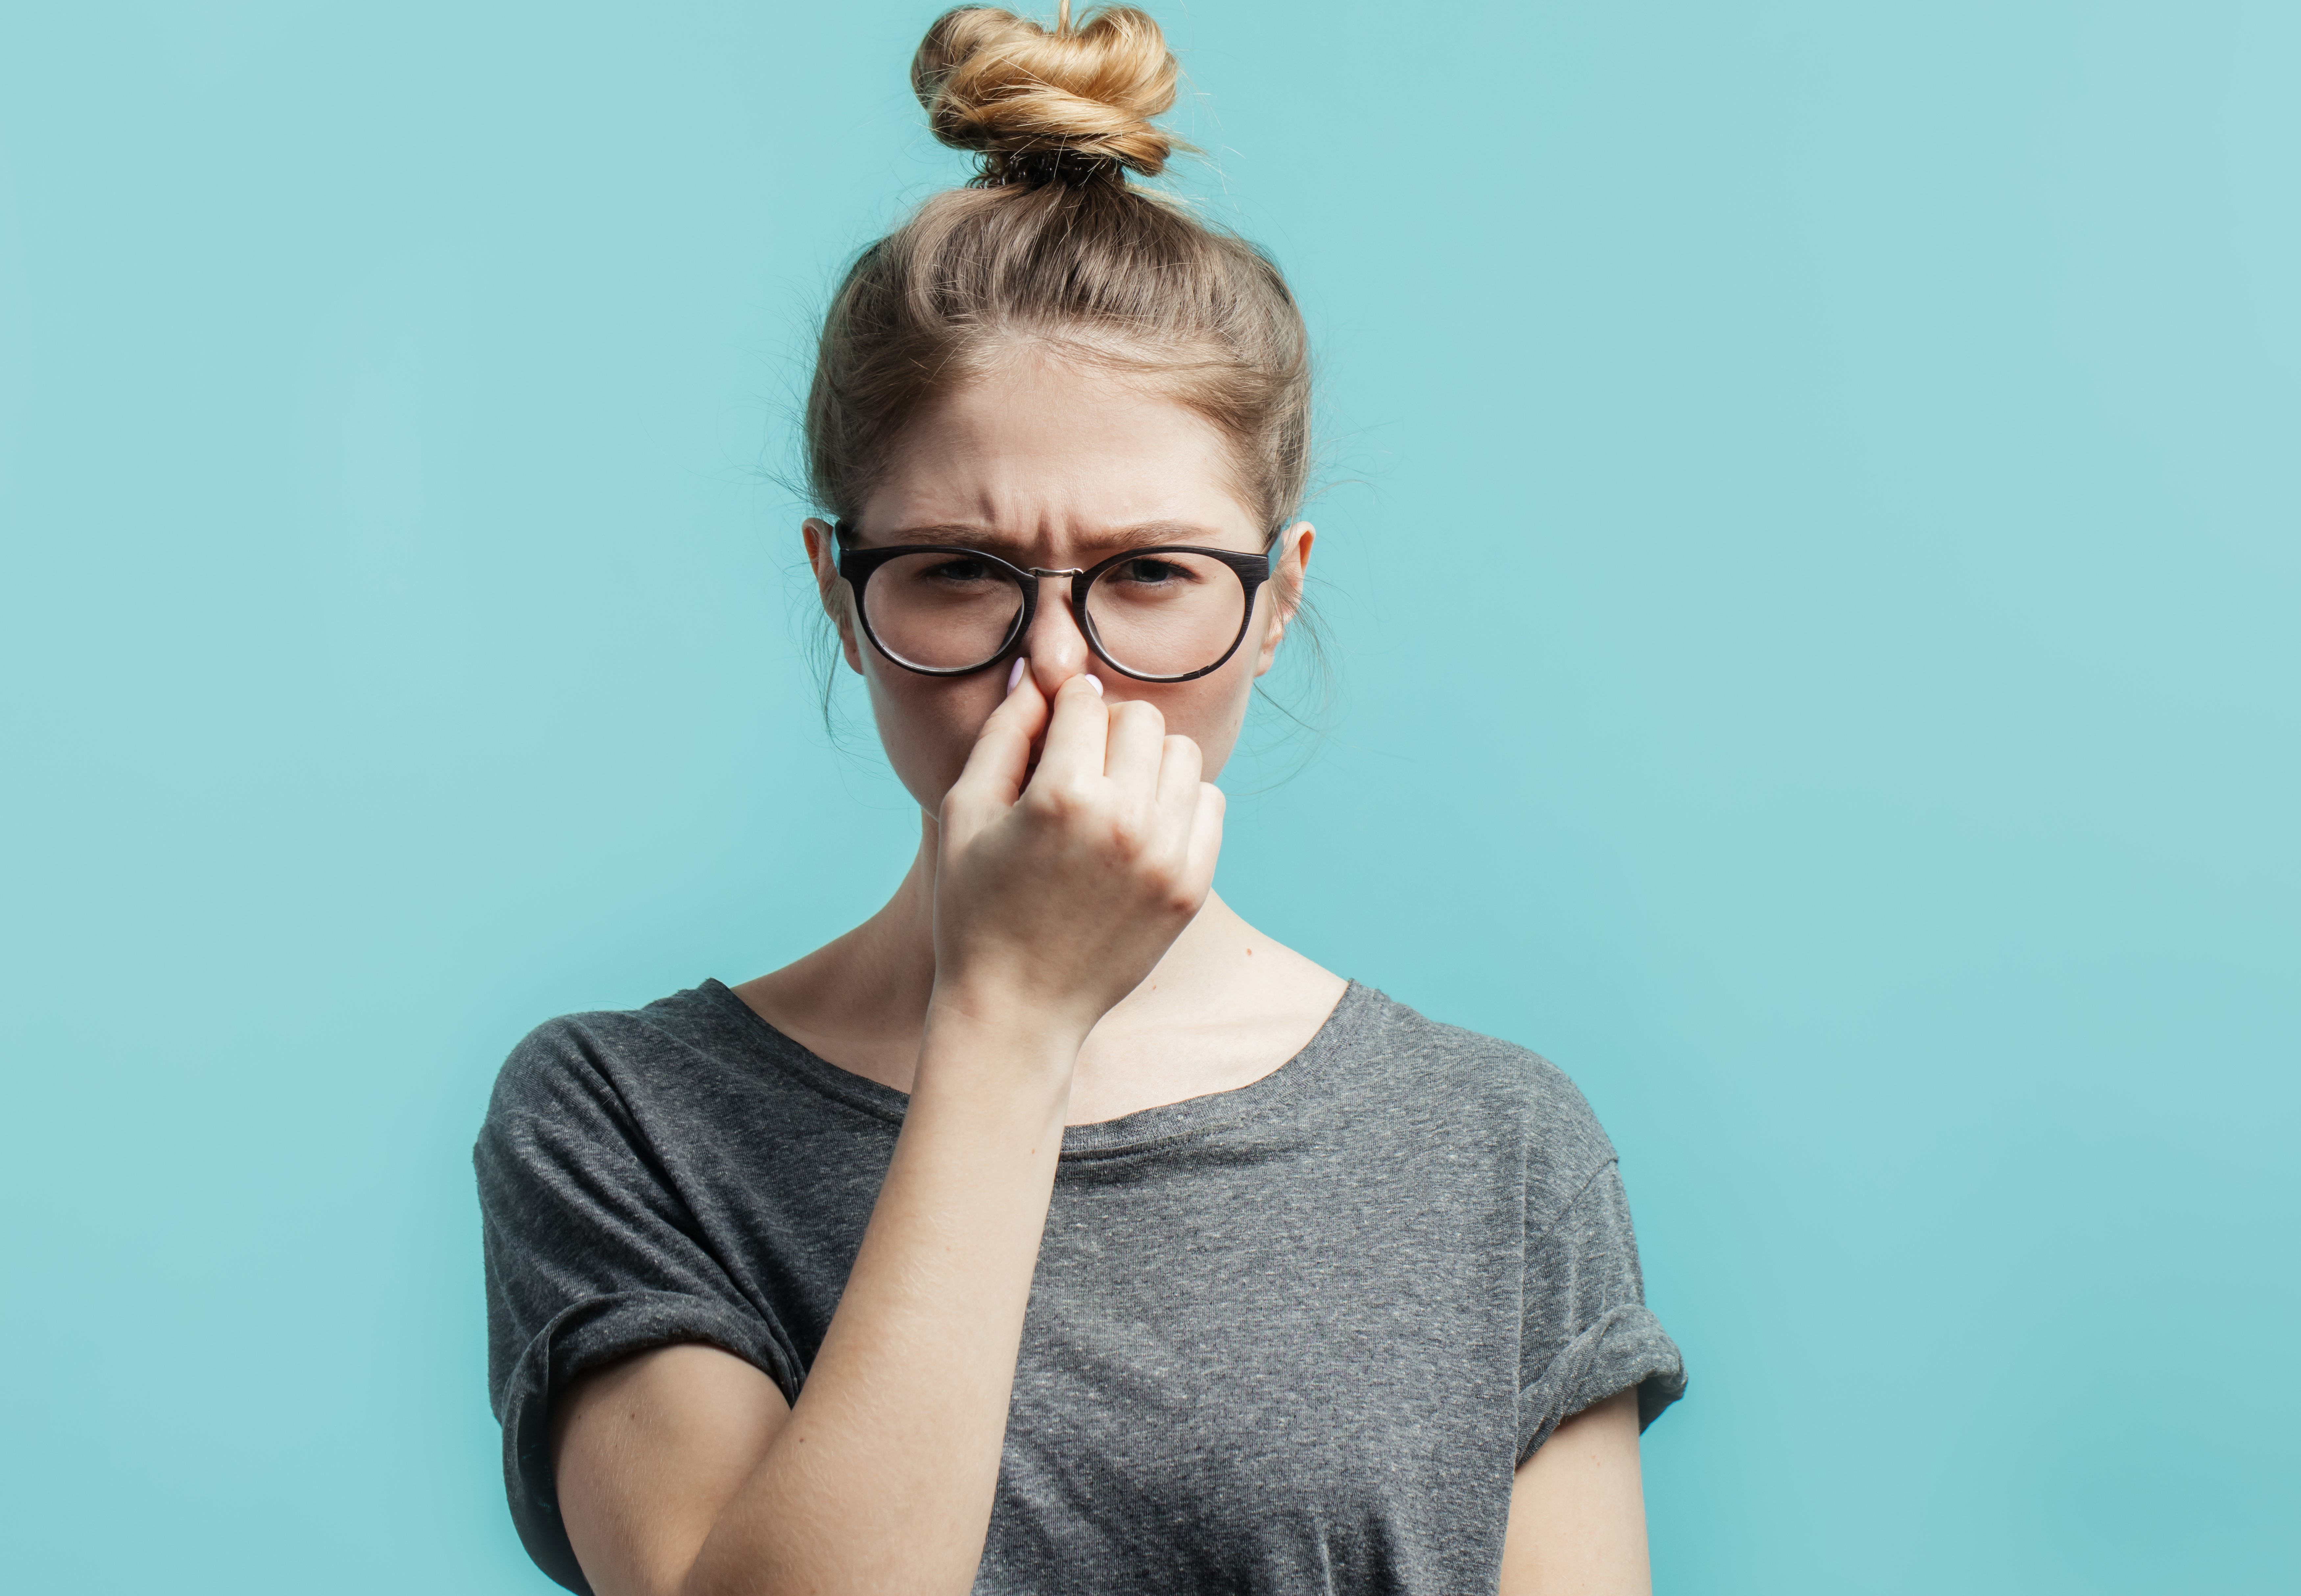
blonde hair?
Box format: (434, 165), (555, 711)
(806, 3), (1313, 539)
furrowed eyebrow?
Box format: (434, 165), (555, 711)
(1091, 520), (1237, 550)
(866, 524), (1002, 548)
(865, 520), (1240, 555)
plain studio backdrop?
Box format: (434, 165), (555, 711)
(2, 3), (2295, 1591)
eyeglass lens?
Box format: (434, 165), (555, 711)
(860, 551), (1247, 678)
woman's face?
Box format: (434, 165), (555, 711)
(808, 353), (1312, 815)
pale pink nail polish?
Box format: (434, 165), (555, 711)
(1085, 675), (1104, 697)
(1007, 657), (1028, 692)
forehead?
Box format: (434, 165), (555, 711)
(858, 353), (1261, 550)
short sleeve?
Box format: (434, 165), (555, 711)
(474, 1022), (804, 1595)
(1515, 1160), (1686, 1463)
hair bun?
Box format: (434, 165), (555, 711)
(912, 4), (1181, 180)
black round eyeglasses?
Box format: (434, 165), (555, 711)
(834, 523), (1272, 684)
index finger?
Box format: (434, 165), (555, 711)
(947, 667), (1049, 812)
(1031, 675), (1111, 792)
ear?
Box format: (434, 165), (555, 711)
(1252, 522), (1315, 679)
(804, 518), (866, 676)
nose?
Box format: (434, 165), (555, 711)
(1019, 570), (1100, 696)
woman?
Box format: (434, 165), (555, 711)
(476, 7), (1685, 1593)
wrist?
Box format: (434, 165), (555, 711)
(918, 983), (1092, 1087)
(926, 967), (1100, 1047)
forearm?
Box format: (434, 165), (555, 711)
(682, 1006), (1077, 1596)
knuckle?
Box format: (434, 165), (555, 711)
(1148, 860), (1199, 917)
(1135, 853), (1180, 897)
(1031, 774), (1094, 821)
(1106, 807), (1152, 853)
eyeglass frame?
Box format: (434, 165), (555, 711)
(833, 521), (1274, 684)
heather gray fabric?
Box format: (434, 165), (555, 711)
(476, 979), (1685, 1595)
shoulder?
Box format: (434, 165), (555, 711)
(474, 983), (780, 1240)
(485, 990), (675, 1107)
(481, 982), (756, 1140)
(1343, 985), (1620, 1209)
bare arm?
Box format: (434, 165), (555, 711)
(1499, 1388), (1652, 1596)
(554, 1346), (789, 1596)
(552, 674), (1224, 1596)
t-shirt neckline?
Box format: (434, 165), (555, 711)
(693, 976), (1373, 1160)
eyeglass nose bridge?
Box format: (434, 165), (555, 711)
(1006, 567), (1090, 661)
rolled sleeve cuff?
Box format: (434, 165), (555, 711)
(498, 1291), (801, 1596)
(1515, 1303), (1687, 1464)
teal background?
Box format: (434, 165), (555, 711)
(3, 2), (2294, 1591)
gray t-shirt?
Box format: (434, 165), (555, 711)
(477, 979), (1685, 1595)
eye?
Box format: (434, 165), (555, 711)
(1114, 556), (1193, 585)
(921, 555), (997, 584)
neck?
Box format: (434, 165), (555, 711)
(818, 812), (944, 1037)
(743, 811), (1267, 1091)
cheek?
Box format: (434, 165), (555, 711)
(864, 663), (1004, 803)
(1129, 663), (1257, 777)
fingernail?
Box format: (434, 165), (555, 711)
(1007, 657), (1027, 693)
(1085, 675), (1104, 697)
